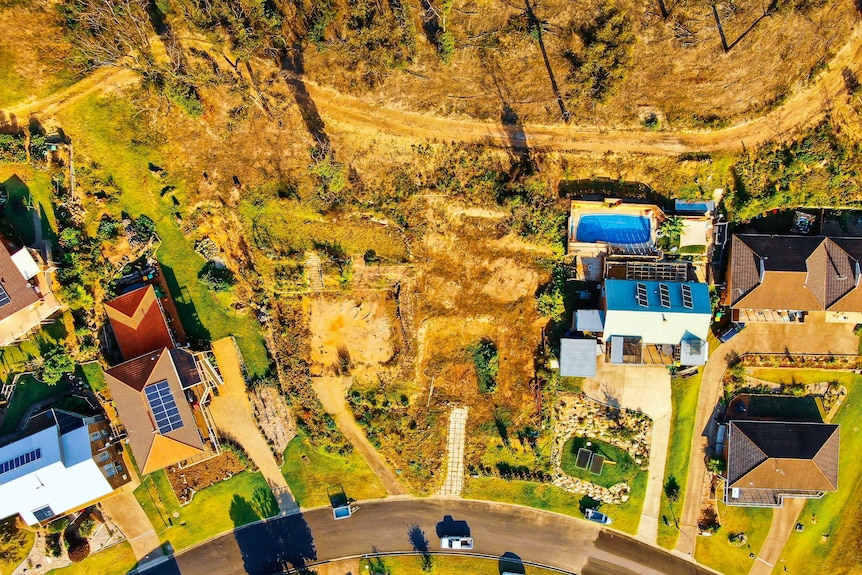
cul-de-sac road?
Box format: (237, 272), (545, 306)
(145, 498), (716, 575)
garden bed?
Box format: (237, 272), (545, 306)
(165, 451), (247, 505)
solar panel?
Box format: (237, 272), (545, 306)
(0, 284), (10, 307)
(0, 448), (42, 475)
(145, 380), (184, 434)
(636, 282), (648, 307)
(659, 283), (671, 308)
(681, 284), (694, 309)
(589, 454), (605, 475)
(576, 448), (593, 469)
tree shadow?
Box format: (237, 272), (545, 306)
(158, 262), (211, 348)
(127, 544), (182, 575)
(233, 512), (317, 574)
(578, 494), (602, 513)
(483, 56), (530, 167)
(418, 0), (442, 48)
(843, 67), (860, 95)
(713, 0), (779, 52)
(498, 551), (525, 575)
(279, 47), (330, 149)
(408, 524), (432, 571)
(524, 0), (570, 122)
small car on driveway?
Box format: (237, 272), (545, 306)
(584, 508), (612, 525)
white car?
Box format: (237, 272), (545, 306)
(585, 508), (612, 525)
(440, 536), (473, 550)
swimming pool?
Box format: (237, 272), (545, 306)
(576, 214), (652, 246)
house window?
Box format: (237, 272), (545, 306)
(90, 430), (106, 442)
(102, 463), (117, 477)
(98, 451), (111, 462)
(32, 506), (54, 522)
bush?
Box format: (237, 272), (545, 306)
(0, 133), (27, 163)
(198, 261), (236, 292)
(135, 214), (156, 237)
(437, 30), (455, 63)
(468, 338), (499, 393)
(41, 347), (74, 386)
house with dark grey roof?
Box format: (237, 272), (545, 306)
(728, 234), (862, 323)
(724, 420), (839, 507)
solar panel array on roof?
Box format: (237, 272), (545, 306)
(681, 284), (694, 309)
(0, 284), (11, 307)
(659, 283), (671, 308)
(636, 282), (648, 307)
(145, 380), (184, 434)
(0, 448), (41, 474)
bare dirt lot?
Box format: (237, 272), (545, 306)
(309, 294), (397, 378)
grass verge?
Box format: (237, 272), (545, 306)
(462, 475), (646, 535)
(359, 555), (563, 575)
(695, 501), (773, 575)
(45, 541), (137, 575)
(0, 517), (35, 575)
(56, 94), (269, 376)
(767, 373), (862, 575)
(134, 469), (276, 552)
(281, 434), (387, 508)
(0, 165), (58, 246)
(0, 374), (70, 435)
(657, 372), (702, 549)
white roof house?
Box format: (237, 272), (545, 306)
(603, 279), (712, 365)
(0, 410), (117, 525)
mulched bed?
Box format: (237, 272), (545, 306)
(165, 451), (247, 505)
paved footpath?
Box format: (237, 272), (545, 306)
(210, 337), (299, 515)
(675, 313), (859, 557)
(438, 406), (468, 497)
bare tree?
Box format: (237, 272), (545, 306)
(62, 0), (154, 72)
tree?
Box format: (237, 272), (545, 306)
(41, 347), (75, 385)
(664, 475), (681, 502)
(60, 0), (154, 72)
(657, 215), (686, 250)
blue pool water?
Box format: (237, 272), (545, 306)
(576, 214), (652, 245)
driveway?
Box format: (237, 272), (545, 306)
(584, 362), (672, 543)
(145, 498), (719, 575)
(675, 313), (859, 556)
(209, 338), (299, 515)
(311, 376), (408, 495)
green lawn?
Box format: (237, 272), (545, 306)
(76, 362), (106, 393)
(359, 555), (563, 575)
(0, 516), (35, 575)
(695, 502), (773, 575)
(462, 474), (647, 535)
(0, 45), (77, 108)
(0, 166), (59, 247)
(134, 469), (277, 552)
(768, 374), (862, 575)
(0, 315), (69, 382)
(0, 374), (70, 435)
(560, 437), (641, 489)
(45, 541), (137, 575)
(56, 94), (269, 376)
(281, 434), (387, 508)
(657, 372), (702, 549)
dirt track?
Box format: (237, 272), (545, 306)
(4, 21), (861, 155)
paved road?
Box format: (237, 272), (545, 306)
(145, 499), (716, 575)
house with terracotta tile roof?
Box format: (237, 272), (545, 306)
(724, 420), (839, 508)
(0, 238), (63, 346)
(105, 348), (207, 474)
(727, 234), (862, 323)
(104, 285), (175, 362)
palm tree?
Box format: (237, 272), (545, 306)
(657, 216), (686, 251)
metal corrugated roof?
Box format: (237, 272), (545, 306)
(576, 309), (605, 332)
(559, 338), (597, 377)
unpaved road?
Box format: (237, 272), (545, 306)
(4, 21), (861, 155)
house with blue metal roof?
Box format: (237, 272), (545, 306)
(602, 279), (712, 366)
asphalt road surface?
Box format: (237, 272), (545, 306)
(145, 499), (715, 575)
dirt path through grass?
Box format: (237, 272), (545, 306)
(311, 376), (408, 496)
(5, 21), (862, 157)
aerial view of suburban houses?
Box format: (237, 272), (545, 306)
(1, 3), (862, 575)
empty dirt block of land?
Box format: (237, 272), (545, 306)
(309, 294), (396, 377)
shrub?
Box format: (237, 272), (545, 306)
(0, 133), (27, 163)
(198, 261), (236, 292)
(41, 347), (74, 386)
(437, 30), (455, 63)
(468, 338), (499, 393)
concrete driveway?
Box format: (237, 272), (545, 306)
(584, 362), (672, 543)
(675, 313), (859, 556)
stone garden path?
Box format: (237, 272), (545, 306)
(438, 406), (468, 497)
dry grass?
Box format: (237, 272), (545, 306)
(301, 0), (857, 126)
